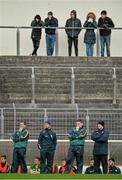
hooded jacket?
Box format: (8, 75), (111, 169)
(31, 17), (44, 40)
(65, 12), (82, 38)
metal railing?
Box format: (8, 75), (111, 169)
(1, 107), (122, 140)
(0, 26), (122, 56)
(0, 66), (120, 105)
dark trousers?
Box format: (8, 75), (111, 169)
(40, 150), (55, 173)
(65, 145), (84, 174)
(94, 155), (108, 174)
(11, 147), (27, 173)
(32, 38), (40, 56)
(68, 37), (78, 56)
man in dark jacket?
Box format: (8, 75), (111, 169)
(38, 121), (57, 173)
(85, 159), (102, 174)
(91, 121), (109, 174)
(65, 119), (87, 174)
(98, 10), (114, 57)
(11, 120), (29, 173)
(45, 12), (58, 56)
(108, 158), (121, 174)
(31, 15), (44, 56)
(65, 10), (82, 56)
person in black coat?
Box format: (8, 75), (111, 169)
(65, 10), (82, 56)
(31, 15), (44, 56)
(83, 12), (97, 57)
(85, 159), (102, 174)
(45, 12), (58, 56)
(91, 121), (109, 174)
(108, 158), (121, 174)
(98, 10), (115, 57)
(38, 121), (57, 173)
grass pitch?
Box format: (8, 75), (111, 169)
(0, 174), (122, 180)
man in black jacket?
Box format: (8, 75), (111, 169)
(31, 15), (44, 56)
(38, 121), (57, 173)
(85, 159), (102, 174)
(45, 12), (58, 56)
(91, 121), (109, 174)
(65, 10), (82, 56)
(108, 158), (121, 174)
(98, 10), (114, 57)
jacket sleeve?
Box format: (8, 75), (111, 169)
(77, 19), (82, 34)
(96, 129), (109, 142)
(65, 20), (69, 35)
(78, 128), (87, 139)
(84, 21), (97, 28)
(68, 129), (78, 140)
(53, 132), (57, 149)
(91, 130), (101, 141)
(108, 18), (115, 27)
(20, 129), (29, 140)
(98, 18), (103, 27)
(31, 20), (36, 27)
(45, 18), (58, 27)
(38, 132), (43, 150)
(91, 129), (109, 142)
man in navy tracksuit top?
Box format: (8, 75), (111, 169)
(38, 121), (57, 173)
(91, 121), (109, 174)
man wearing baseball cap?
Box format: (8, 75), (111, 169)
(38, 121), (57, 173)
(91, 121), (109, 174)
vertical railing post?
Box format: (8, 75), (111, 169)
(96, 28), (100, 57)
(86, 109), (90, 139)
(112, 67), (117, 105)
(75, 104), (79, 119)
(16, 28), (20, 56)
(55, 27), (59, 56)
(71, 67), (75, 104)
(1, 108), (4, 139)
(44, 108), (48, 121)
(31, 67), (35, 105)
(13, 103), (16, 133)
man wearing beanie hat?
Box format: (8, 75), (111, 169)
(44, 11), (58, 56)
(91, 121), (109, 174)
(38, 121), (57, 173)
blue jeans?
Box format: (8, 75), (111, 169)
(86, 43), (94, 57)
(100, 35), (111, 57)
(46, 34), (56, 56)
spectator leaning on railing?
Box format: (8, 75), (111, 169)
(31, 14), (44, 56)
(44, 12), (58, 56)
(83, 12), (97, 57)
(98, 10), (115, 57)
(65, 10), (82, 56)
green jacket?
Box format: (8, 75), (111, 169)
(12, 128), (29, 148)
(69, 127), (87, 146)
(30, 165), (40, 173)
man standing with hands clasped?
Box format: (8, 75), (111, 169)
(91, 121), (109, 174)
(11, 120), (29, 173)
(38, 121), (57, 173)
(65, 119), (87, 174)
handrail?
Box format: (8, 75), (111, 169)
(0, 26), (122, 30)
(0, 66), (122, 69)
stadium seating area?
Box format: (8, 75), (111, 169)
(0, 56), (122, 166)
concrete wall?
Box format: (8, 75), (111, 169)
(0, 0), (122, 56)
